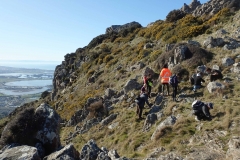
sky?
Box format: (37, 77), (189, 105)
(0, 0), (209, 63)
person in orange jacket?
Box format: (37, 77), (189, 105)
(159, 64), (172, 96)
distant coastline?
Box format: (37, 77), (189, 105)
(0, 60), (61, 70)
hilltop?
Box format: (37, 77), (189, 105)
(0, 0), (240, 159)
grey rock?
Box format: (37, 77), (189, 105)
(222, 57), (234, 66)
(203, 36), (224, 48)
(80, 139), (102, 160)
(174, 45), (188, 64)
(108, 149), (120, 159)
(105, 88), (116, 98)
(123, 79), (141, 93)
(44, 144), (80, 160)
(151, 116), (177, 140)
(105, 21), (141, 34)
(185, 148), (225, 160)
(108, 122), (119, 129)
(35, 103), (61, 154)
(232, 62), (240, 73)
(101, 114), (117, 126)
(226, 137), (240, 160)
(148, 105), (161, 114)
(142, 113), (158, 131)
(155, 94), (163, 105)
(207, 82), (225, 93)
(0, 145), (41, 160)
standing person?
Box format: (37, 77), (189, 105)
(140, 84), (146, 95)
(135, 89), (152, 120)
(170, 73), (180, 102)
(205, 68), (223, 82)
(159, 64), (172, 96)
(192, 100), (213, 121)
(190, 72), (197, 85)
(143, 73), (153, 98)
(193, 73), (205, 92)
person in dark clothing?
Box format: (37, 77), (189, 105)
(143, 73), (153, 98)
(192, 100), (213, 121)
(193, 73), (205, 92)
(190, 73), (197, 85)
(206, 68), (223, 82)
(171, 73), (180, 102)
(135, 90), (152, 119)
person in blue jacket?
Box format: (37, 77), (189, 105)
(135, 88), (152, 120)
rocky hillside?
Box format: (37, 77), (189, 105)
(1, 0), (240, 159)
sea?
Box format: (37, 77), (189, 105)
(0, 60), (61, 95)
(0, 60), (61, 70)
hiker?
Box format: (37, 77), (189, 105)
(190, 71), (199, 85)
(170, 73), (180, 102)
(143, 73), (153, 98)
(135, 88), (152, 120)
(140, 84), (146, 95)
(205, 68), (223, 82)
(193, 73), (205, 92)
(159, 64), (171, 95)
(192, 100), (213, 121)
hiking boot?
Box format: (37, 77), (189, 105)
(195, 116), (200, 122)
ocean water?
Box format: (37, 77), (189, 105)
(0, 60), (61, 70)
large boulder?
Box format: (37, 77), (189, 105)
(105, 21), (141, 34)
(0, 145), (41, 160)
(207, 82), (225, 93)
(174, 45), (188, 64)
(44, 144), (80, 160)
(123, 79), (141, 93)
(142, 113), (158, 132)
(151, 116), (177, 140)
(0, 103), (61, 156)
(34, 104), (61, 155)
(203, 36), (224, 48)
(80, 139), (102, 160)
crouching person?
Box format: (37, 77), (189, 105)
(135, 88), (152, 120)
(192, 100), (213, 121)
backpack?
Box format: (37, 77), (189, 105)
(169, 75), (177, 86)
(147, 79), (153, 87)
(192, 100), (204, 110)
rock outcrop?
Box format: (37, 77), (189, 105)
(105, 21), (142, 34)
(0, 103), (61, 158)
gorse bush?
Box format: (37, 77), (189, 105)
(207, 8), (233, 25)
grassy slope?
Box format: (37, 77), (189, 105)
(0, 9), (240, 159)
(56, 10), (240, 158)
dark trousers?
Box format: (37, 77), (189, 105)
(147, 85), (151, 97)
(136, 105), (144, 118)
(162, 83), (169, 95)
(193, 110), (205, 119)
(172, 85), (177, 100)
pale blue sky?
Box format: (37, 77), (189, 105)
(0, 0), (208, 62)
